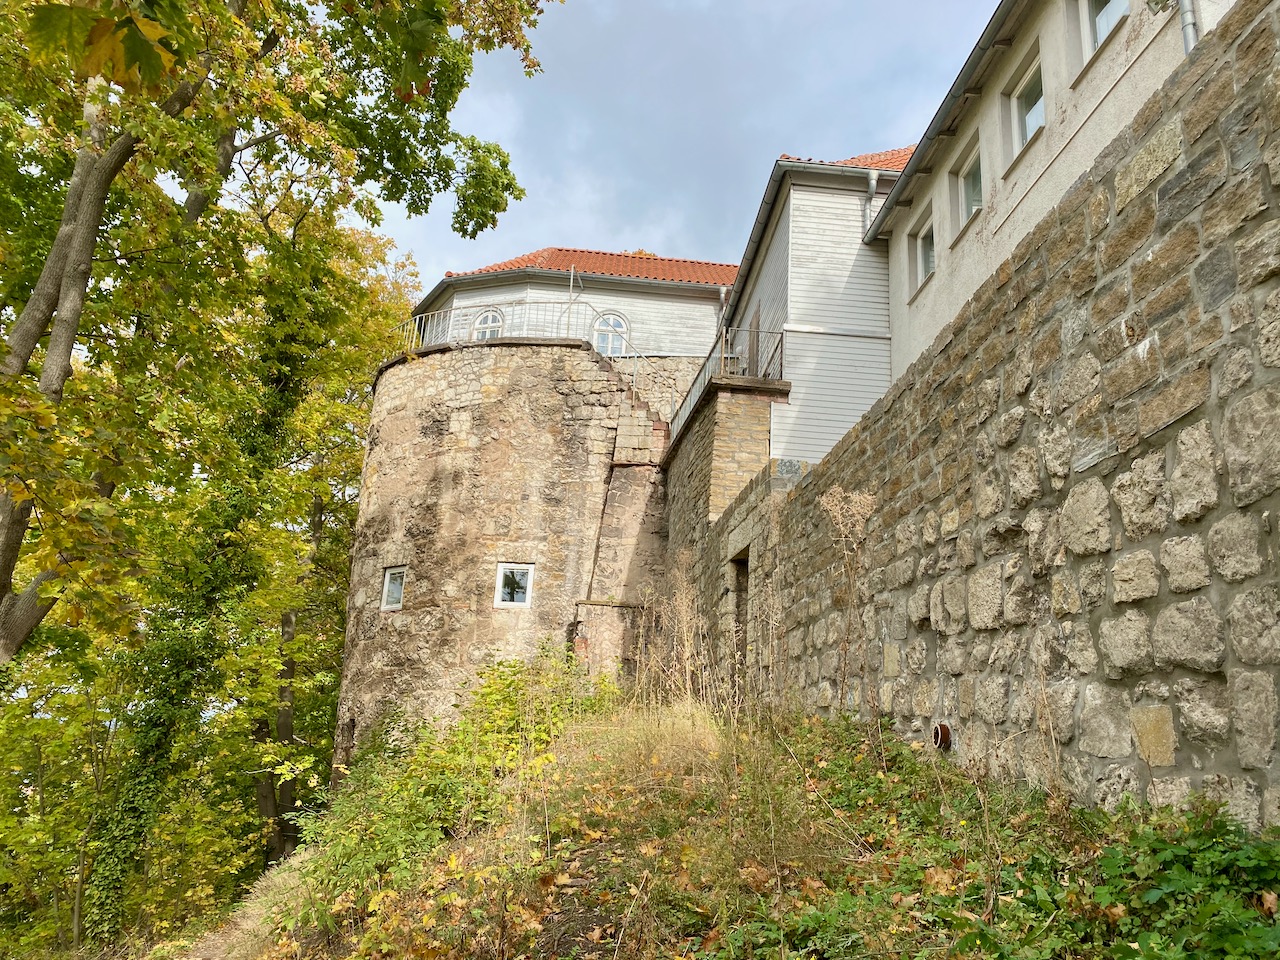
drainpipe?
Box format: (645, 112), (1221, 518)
(1176, 0), (1199, 54)
(864, 171), (879, 234)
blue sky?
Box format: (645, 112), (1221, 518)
(379, 1), (996, 294)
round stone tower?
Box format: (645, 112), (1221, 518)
(333, 339), (668, 765)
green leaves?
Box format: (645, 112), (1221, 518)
(26, 3), (182, 91)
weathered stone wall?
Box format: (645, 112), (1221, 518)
(335, 340), (666, 763)
(670, 0), (1280, 827)
(620, 355), (706, 422)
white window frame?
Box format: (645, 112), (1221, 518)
(1088, 0), (1126, 51)
(1014, 60), (1045, 151)
(950, 139), (984, 236)
(381, 565), (407, 611)
(494, 562), (535, 608)
(473, 308), (504, 341)
(593, 313), (629, 357)
(909, 207), (936, 294)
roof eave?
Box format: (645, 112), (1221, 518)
(413, 266), (733, 315)
(865, 0), (1024, 243)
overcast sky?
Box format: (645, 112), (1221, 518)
(379, 1), (997, 295)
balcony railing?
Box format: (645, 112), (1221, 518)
(393, 298), (691, 421)
(667, 327), (785, 443)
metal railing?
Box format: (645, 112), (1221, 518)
(667, 327), (785, 443)
(393, 298), (689, 421)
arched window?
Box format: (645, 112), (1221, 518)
(593, 313), (628, 357)
(473, 309), (503, 341)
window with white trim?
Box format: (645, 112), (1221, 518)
(951, 141), (984, 231)
(473, 308), (503, 341)
(381, 566), (406, 611)
(494, 563), (534, 608)
(1089, 0), (1126, 50)
(909, 209), (936, 293)
(1015, 61), (1045, 150)
(593, 313), (628, 357)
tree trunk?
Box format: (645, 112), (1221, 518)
(276, 612), (298, 860)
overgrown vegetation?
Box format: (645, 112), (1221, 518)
(168, 651), (1278, 960)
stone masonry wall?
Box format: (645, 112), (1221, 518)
(335, 340), (666, 764)
(669, 0), (1280, 827)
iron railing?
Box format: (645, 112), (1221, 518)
(667, 327), (785, 443)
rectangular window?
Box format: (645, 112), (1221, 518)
(1090, 0), (1125, 49)
(381, 566), (406, 611)
(494, 563), (534, 608)
(952, 141), (983, 231)
(909, 209), (936, 293)
(1016, 63), (1045, 148)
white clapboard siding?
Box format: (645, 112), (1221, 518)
(771, 330), (892, 463)
(737, 192), (791, 336)
(788, 184), (891, 337)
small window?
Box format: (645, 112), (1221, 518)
(909, 211), (936, 292)
(1090, 0), (1125, 49)
(494, 563), (534, 608)
(1015, 62), (1045, 149)
(381, 566), (406, 611)
(593, 313), (628, 357)
(473, 309), (503, 341)
(952, 142), (983, 230)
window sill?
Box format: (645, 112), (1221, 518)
(907, 270), (935, 306)
(950, 209), (982, 249)
(1071, 12), (1129, 90)
(1003, 124), (1044, 180)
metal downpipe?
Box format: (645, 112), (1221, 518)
(1176, 0), (1199, 53)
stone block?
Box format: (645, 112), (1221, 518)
(968, 562), (1004, 631)
(1262, 289), (1280, 368)
(1008, 447), (1043, 509)
(1236, 219), (1280, 290)
(1103, 338), (1161, 401)
(1207, 512), (1264, 583)
(1060, 478), (1113, 557)
(1161, 536), (1211, 593)
(974, 466), (1006, 519)
(1193, 244), (1237, 311)
(1175, 677), (1230, 748)
(1223, 384), (1280, 506)
(1058, 352), (1102, 410)
(1216, 346), (1254, 399)
(1130, 704), (1177, 767)
(1230, 670), (1277, 770)
(1153, 142), (1223, 232)
(1025, 507), (1064, 577)
(1154, 596), (1226, 672)
(882, 643), (901, 679)
(1139, 365), (1209, 439)
(976, 676), (1010, 725)
(1099, 610), (1155, 679)
(994, 406), (1027, 447)
(1080, 684), (1134, 759)
(930, 576), (968, 636)
(1043, 425), (1073, 490)
(1093, 764), (1142, 813)
(1112, 550), (1160, 602)
(1112, 450), (1170, 542)
(1066, 623), (1100, 675)
(1117, 121), (1182, 213)
(1170, 421), (1220, 522)
(907, 583), (931, 626)
(1148, 777), (1193, 810)
(1201, 775), (1261, 833)
(1228, 583), (1280, 665)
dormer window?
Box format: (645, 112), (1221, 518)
(593, 313), (628, 357)
(473, 309), (503, 340)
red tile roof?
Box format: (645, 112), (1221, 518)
(446, 247), (738, 286)
(780, 145), (916, 172)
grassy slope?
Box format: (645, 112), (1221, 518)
(176, 684), (1280, 960)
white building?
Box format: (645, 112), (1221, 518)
(869, 0), (1242, 377)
